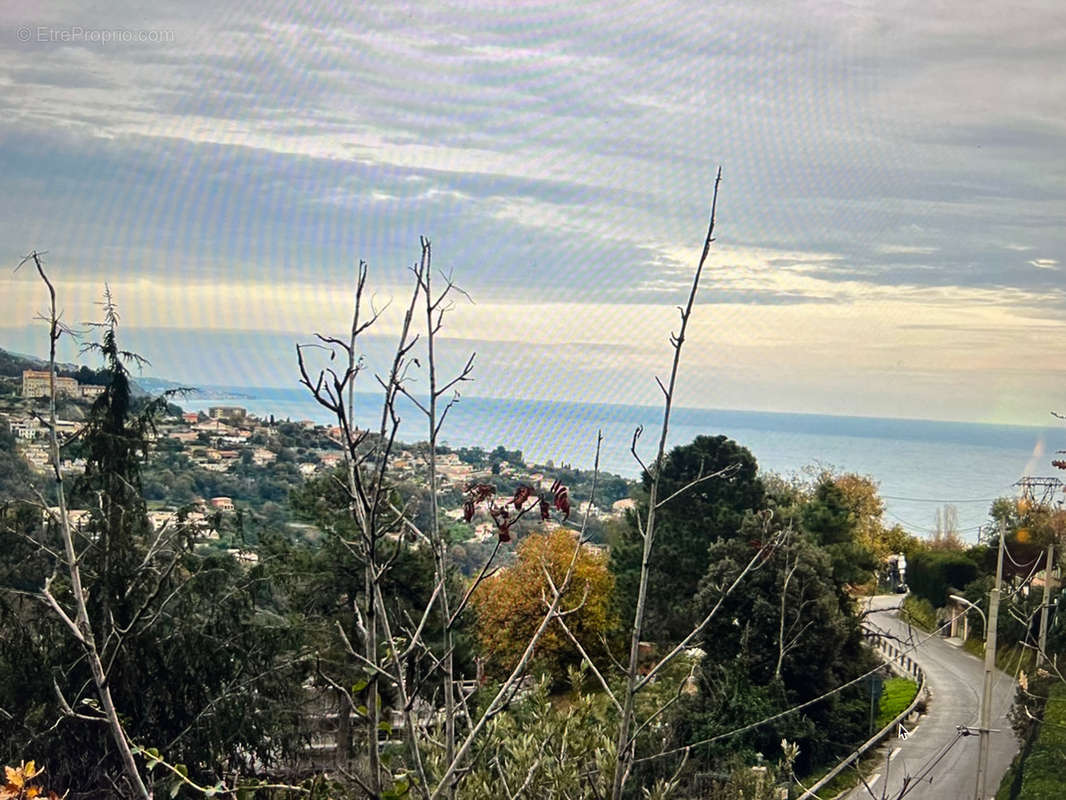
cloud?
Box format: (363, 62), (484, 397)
(877, 245), (939, 255)
(1, 0), (1066, 423)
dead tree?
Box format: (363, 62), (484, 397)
(297, 255), (424, 795)
(608, 170), (783, 799)
(406, 238), (472, 800)
(774, 544), (815, 682)
(17, 251), (151, 800)
(299, 240), (603, 799)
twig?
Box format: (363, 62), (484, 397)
(23, 252), (151, 800)
(611, 169), (723, 800)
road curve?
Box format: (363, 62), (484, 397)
(844, 595), (1019, 800)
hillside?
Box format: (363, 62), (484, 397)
(0, 346), (144, 393)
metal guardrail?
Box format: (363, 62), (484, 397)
(797, 628), (927, 799)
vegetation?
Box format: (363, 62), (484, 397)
(0, 279), (310, 796)
(609, 434), (766, 643)
(900, 595), (937, 632)
(0, 760), (58, 800)
(906, 549), (979, 607)
(875, 677), (918, 730)
(832, 474), (918, 560)
(141, 447), (307, 508)
(9, 212), (1048, 799)
(672, 515), (877, 776)
(0, 423), (40, 502)
(1, 362), (902, 798)
(473, 527), (616, 683)
(997, 681), (1066, 800)
(426, 675), (618, 800)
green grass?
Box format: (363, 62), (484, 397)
(814, 766), (861, 797)
(876, 677), (919, 729)
(797, 678), (920, 798)
(900, 595), (936, 632)
(997, 752), (1024, 800)
(996, 644), (1036, 675)
(961, 638), (1038, 675)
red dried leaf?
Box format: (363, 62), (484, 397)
(551, 480), (570, 520)
(462, 500), (475, 523)
(539, 498), (551, 521)
(466, 482), (496, 504)
(513, 485), (533, 510)
(490, 506), (513, 542)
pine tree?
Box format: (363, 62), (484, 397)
(1, 289), (309, 794)
(75, 289), (157, 636)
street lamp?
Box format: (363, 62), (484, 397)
(949, 594), (986, 639)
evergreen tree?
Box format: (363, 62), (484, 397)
(801, 477), (879, 592)
(0, 298), (309, 794)
(609, 435), (765, 642)
(676, 529), (875, 776)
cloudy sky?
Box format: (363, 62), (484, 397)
(1, 1), (1064, 425)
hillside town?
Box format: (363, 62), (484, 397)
(3, 369), (632, 553)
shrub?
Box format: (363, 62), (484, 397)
(1013, 682), (1066, 799)
(907, 550), (978, 607)
(900, 595), (936, 632)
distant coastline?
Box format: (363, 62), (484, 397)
(168, 383), (1062, 541)
(137, 377), (255, 401)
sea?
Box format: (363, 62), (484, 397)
(177, 386), (1062, 543)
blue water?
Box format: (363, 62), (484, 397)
(179, 387), (1061, 542)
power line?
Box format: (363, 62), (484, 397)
(880, 483), (1017, 505)
(881, 494), (999, 504)
(884, 510), (983, 536)
(893, 729), (967, 800)
(1002, 538), (1040, 571)
(634, 608), (957, 767)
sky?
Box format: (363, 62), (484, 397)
(1, 1), (1064, 425)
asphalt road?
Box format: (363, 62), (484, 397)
(843, 595), (1019, 800)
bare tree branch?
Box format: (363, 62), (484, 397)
(23, 251), (151, 800)
(611, 170), (724, 800)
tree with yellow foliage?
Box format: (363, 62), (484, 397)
(833, 473), (920, 557)
(473, 527), (616, 683)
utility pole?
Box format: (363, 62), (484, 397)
(1037, 540), (1055, 668)
(974, 519), (1005, 800)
